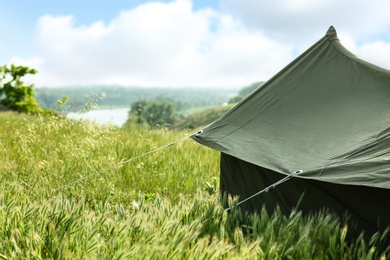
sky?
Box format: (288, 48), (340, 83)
(1, 0), (390, 88)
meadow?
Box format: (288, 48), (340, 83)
(1, 112), (389, 259)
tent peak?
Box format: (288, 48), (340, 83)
(326, 26), (338, 40)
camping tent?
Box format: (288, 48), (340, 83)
(192, 26), (390, 234)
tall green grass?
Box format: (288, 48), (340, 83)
(1, 112), (389, 259)
(0, 112), (218, 204)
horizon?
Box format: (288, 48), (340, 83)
(35, 83), (244, 90)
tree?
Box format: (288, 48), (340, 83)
(0, 64), (41, 114)
(129, 99), (176, 127)
(130, 99), (149, 125)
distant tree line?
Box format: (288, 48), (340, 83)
(1, 63), (264, 127)
(127, 81), (265, 128)
(35, 86), (238, 113)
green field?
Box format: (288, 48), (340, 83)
(1, 112), (389, 259)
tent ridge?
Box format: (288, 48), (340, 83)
(325, 25), (339, 42)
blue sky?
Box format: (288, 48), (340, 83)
(1, 0), (390, 87)
(1, 0), (217, 59)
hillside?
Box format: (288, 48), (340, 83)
(172, 103), (235, 130)
(228, 81), (264, 103)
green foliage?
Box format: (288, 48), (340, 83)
(57, 96), (69, 109)
(0, 112), (389, 258)
(0, 64), (41, 114)
(129, 99), (176, 127)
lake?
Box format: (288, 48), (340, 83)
(67, 108), (130, 127)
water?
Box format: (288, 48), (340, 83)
(67, 108), (130, 127)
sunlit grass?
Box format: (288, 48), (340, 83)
(0, 111), (389, 259)
(0, 112), (218, 204)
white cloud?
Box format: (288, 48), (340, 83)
(16, 0), (292, 87)
(220, 0), (390, 70)
(12, 0), (390, 88)
(353, 41), (390, 69)
(220, 0), (390, 42)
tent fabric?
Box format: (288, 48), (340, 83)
(192, 26), (390, 232)
(193, 26), (390, 188)
(220, 153), (390, 232)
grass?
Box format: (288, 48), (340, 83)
(0, 112), (217, 204)
(1, 111), (389, 259)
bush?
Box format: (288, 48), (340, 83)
(129, 99), (176, 127)
(0, 64), (41, 114)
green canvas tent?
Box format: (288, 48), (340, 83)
(192, 26), (390, 234)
